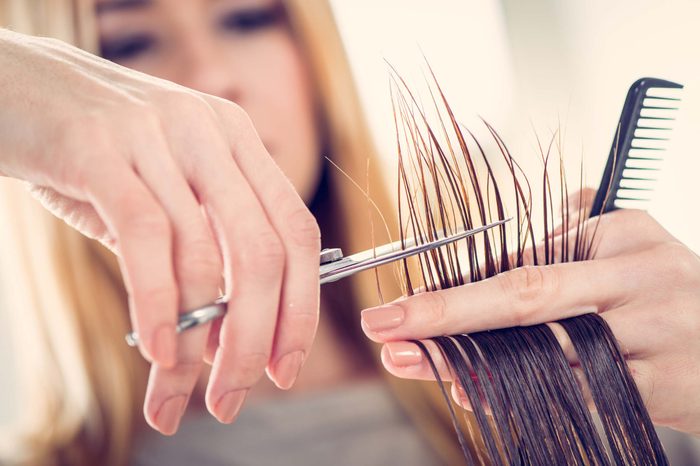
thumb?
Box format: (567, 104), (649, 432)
(28, 184), (115, 251)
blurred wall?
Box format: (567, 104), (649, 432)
(498, 0), (700, 252)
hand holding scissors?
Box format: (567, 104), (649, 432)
(126, 218), (510, 346)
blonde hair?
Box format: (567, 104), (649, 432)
(0, 1), (472, 464)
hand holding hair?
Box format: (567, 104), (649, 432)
(362, 201), (700, 437)
(0, 29), (321, 434)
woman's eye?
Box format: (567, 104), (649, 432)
(219, 6), (283, 33)
(100, 34), (156, 62)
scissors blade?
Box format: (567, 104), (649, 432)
(320, 218), (511, 284)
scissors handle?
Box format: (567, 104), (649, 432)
(125, 299), (226, 347)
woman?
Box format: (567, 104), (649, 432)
(0, 0), (467, 464)
(1, 0), (699, 465)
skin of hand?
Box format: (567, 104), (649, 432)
(361, 189), (700, 437)
(0, 28), (321, 434)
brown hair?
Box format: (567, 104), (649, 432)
(391, 70), (667, 464)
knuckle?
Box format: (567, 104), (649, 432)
(174, 93), (213, 116)
(179, 238), (223, 287)
(626, 209), (650, 224)
(614, 208), (655, 230)
(121, 208), (171, 240)
(221, 101), (252, 127)
(256, 237), (286, 270)
(206, 97), (251, 130)
(154, 90), (218, 126)
(414, 291), (447, 324)
(155, 88), (202, 109)
(283, 202), (321, 250)
(264, 186), (320, 253)
(655, 242), (700, 284)
(500, 266), (556, 325)
(235, 229), (285, 275)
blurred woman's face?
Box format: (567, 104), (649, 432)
(96, 0), (322, 202)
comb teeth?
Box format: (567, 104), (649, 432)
(614, 84), (682, 210)
(591, 78), (683, 215)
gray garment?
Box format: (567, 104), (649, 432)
(656, 426), (700, 466)
(128, 380), (700, 466)
(130, 382), (442, 466)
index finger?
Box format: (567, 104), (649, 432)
(361, 257), (636, 343)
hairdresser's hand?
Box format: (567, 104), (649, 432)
(361, 194), (700, 437)
(0, 29), (321, 434)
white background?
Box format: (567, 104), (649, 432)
(331, 0), (700, 251)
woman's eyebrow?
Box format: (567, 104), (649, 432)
(96, 0), (152, 15)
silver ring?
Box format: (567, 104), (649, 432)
(125, 299), (227, 347)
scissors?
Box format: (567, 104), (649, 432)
(125, 218), (510, 347)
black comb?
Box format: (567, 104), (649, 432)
(590, 77), (683, 217)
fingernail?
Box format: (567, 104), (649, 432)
(215, 389), (248, 424)
(155, 395), (188, 435)
(453, 383), (470, 408)
(361, 305), (405, 332)
(386, 341), (422, 366)
(273, 350), (304, 390)
(152, 324), (177, 367)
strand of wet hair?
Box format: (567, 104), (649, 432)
(560, 313), (667, 465)
(389, 65), (668, 465)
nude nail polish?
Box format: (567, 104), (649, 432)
(155, 395), (188, 435)
(216, 389), (247, 424)
(386, 341), (423, 366)
(273, 350), (304, 390)
(361, 305), (405, 332)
